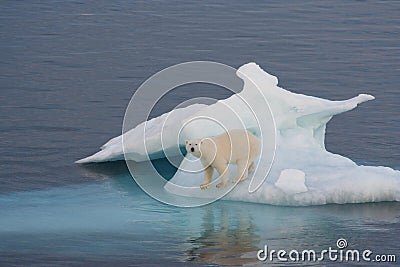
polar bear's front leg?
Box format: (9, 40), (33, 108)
(215, 163), (229, 189)
(200, 166), (214, 190)
(233, 159), (249, 184)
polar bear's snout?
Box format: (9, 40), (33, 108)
(185, 139), (202, 158)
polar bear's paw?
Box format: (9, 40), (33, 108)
(232, 176), (248, 184)
(200, 183), (210, 190)
(232, 178), (240, 184)
(216, 181), (227, 189)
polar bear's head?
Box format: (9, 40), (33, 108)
(185, 139), (202, 158)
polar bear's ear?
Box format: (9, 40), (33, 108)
(185, 140), (188, 145)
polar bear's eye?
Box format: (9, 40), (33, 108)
(189, 144), (191, 146)
(195, 144), (198, 146)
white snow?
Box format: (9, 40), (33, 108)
(275, 169), (308, 194)
(75, 103), (206, 163)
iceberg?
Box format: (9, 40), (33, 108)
(76, 103), (207, 163)
(77, 63), (400, 206)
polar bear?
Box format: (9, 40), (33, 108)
(185, 129), (260, 189)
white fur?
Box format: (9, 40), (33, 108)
(185, 129), (260, 189)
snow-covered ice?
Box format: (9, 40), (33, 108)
(77, 63), (400, 206)
(275, 169), (308, 194)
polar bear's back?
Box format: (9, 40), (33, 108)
(212, 129), (260, 163)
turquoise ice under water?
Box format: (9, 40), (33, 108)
(1, 166), (399, 266)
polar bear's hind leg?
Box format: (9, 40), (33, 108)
(232, 159), (249, 184)
(248, 161), (255, 173)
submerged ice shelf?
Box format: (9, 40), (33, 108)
(77, 63), (400, 206)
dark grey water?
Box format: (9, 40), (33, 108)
(1, 0), (399, 266)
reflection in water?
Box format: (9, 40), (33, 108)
(75, 160), (400, 266)
(185, 203), (260, 266)
(78, 160), (130, 179)
(78, 157), (178, 180)
(182, 201), (400, 266)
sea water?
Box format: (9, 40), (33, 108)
(1, 0), (399, 265)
